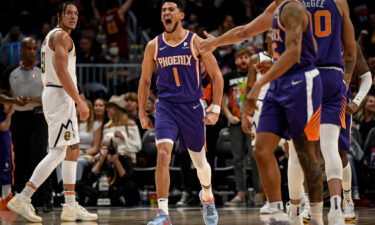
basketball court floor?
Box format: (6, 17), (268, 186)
(1, 207), (375, 225)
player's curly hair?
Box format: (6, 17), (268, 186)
(161, 0), (185, 12)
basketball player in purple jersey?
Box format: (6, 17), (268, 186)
(201, 0), (325, 221)
(286, 1), (356, 225)
(138, 1), (223, 225)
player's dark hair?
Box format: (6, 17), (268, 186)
(161, 0), (185, 12)
(56, 1), (79, 22)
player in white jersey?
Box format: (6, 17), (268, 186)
(7, 1), (97, 222)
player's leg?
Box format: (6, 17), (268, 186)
(60, 144), (98, 221)
(7, 145), (67, 222)
(253, 132), (282, 210)
(339, 113), (356, 221)
(286, 68), (323, 225)
(148, 99), (177, 225)
(0, 131), (13, 210)
(320, 69), (347, 224)
(254, 94), (287, 212)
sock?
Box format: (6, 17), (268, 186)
(158, 198), (169, 215)
(330, 195), (342, 212)
(64, 191), (76, 204)
(201, 185), (214, 201)
(343, 190), (352, 201)
(270, 201), (284, 210)
(342, 163), (352, 196)
(20, 183), (36, 200)
(310, 202), (323, 225)
(2, 184), (11, 198)
(289, 203), (302, 217)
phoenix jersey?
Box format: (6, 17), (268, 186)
(271, 0), (316, 74)
(256, 51), (272, 100)
(41, 28), (77, 88)
(302, 0), (344, 68)
(154, 31), (202, 103)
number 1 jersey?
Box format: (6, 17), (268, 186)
(154, 31), (203, 103)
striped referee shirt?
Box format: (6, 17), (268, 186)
(8, 65), (44, 111)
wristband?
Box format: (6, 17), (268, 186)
(211, 104), (221, 114)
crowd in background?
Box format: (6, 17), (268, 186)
(1, 0), (375, 210)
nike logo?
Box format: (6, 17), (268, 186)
(193, 104), (200, 109)
(292, 80), (303, 85)
(159, 46), (167, 51)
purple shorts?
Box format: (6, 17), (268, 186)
(319, 68), (347, 128)
(0, 115), (12, 185)
(257, 66), (322, 141)
(154, 98), (205, 152)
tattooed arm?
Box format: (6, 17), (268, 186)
(336, 0), (356, 86)
(245, 2), (307, 112)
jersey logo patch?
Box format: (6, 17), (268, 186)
(292, 80), (303, 85)
(64, 131), (71, 141)
(159, 46), (167, 51)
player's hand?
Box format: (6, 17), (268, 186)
(254, 60), (273, 74)
(229, 115), (240, 124)
(204, 112), (219, 125)
(199, 31), (218, 55)
(346, 102), (359, 115)
(241, 114), (253, 134)
(247, 82), (260, 112)
(4, 104), (15, 115)
(14, 96), (30, 106)
(139, 113), (153, 129)
(77, 100), (89, 121)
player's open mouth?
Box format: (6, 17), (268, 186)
(165, 19), (172, 25)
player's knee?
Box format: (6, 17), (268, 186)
(49, 146), (67, 164)
(157, 148), (172, 166)
(252, 145), (269, 161)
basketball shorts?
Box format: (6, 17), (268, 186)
(154, 98), (205, 152)
(0, 118), (12, 185)
(319, 67), (347, 128)
(339, 90), (352, 151)
(257, 67), (322, 141)
(42, 86), (79, 148)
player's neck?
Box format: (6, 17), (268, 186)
(163, 26), (187, 43)
(56, 25), (72, 34)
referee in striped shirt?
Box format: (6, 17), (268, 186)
(0, 37), (53, 212)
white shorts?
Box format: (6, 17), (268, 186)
(42, 86), (79, 148)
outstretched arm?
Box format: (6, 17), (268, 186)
(200, 2), (277, 54)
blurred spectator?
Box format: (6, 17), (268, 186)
(77, 36), (98, 63)
(1, 24), (25, 45)
(100, 0), (134, 58)
(124, 92), (138, 120)
(210, 15), (236, 38)
(0, 104), (14, 209)
(222, 49), (252, 206)
(102, 96), (141, 164)
(87, 140), (140, 206)
(104, 41), (126, 63)
(354, 95), (375, 147)
(0, 37), (52, 211)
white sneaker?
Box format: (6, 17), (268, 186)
(7, 194), (42, 222)
(286, 202), (303, 225)
(328, 210), (345, 225)
(259, 201), (284, 214)
(225, 195), (246, 207)
(301, 203), (311, 223)
(61, 202), (98, 221)
(342, 199), (356, 221)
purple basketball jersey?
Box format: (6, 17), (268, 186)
(271, 0), (316, 74)
(155, 31), (202, 102)
(302, 0), (344, 68)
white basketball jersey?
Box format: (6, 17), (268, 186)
(41, 28), (77, 88)
(256, 51), (272, 100)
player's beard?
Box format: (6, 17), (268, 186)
(165, 21), (179, 33)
